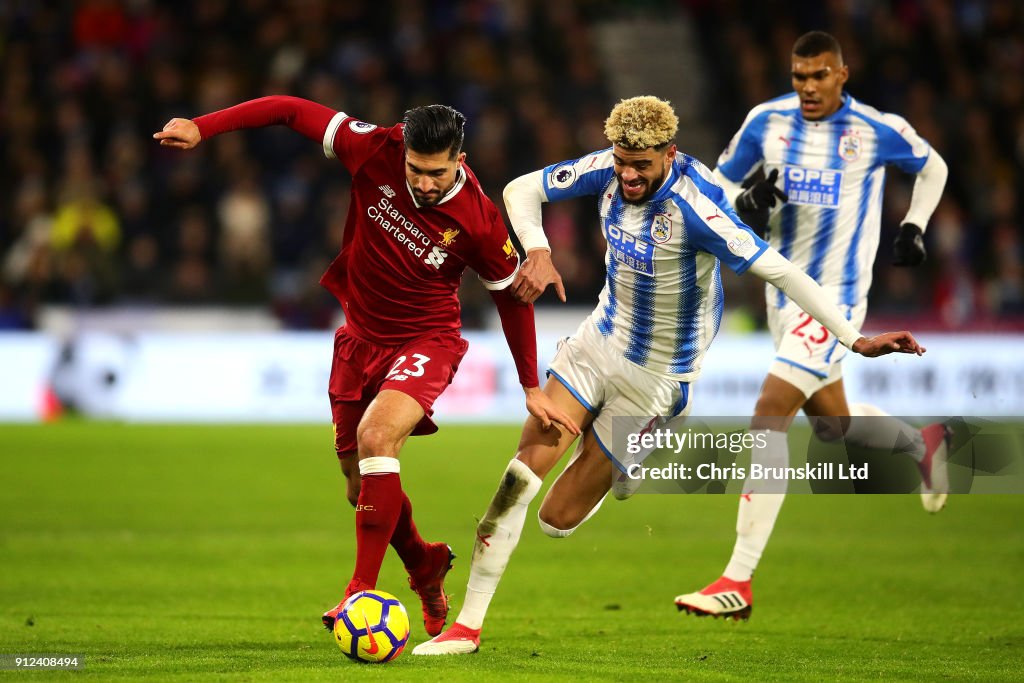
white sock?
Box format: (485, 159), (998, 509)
(358, 456), (400, 475)
(846, 403), (925, 462)
(723, 429), (789, 582)
(455, 459), (542, 630)
(537, 516), (573, 538)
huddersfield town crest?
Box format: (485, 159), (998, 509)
(651, 214), (672, 243)
(838, 131), (861, 162)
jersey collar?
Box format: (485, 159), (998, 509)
(407, 168), (467, 209)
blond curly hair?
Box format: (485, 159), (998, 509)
(604, 96), (678, 150)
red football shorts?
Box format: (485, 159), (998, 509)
(328, 326), (469, 456)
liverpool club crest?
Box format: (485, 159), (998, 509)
(439, 228), (460, 247)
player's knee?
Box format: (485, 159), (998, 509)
(537, 508), (576, 538)
(753, 394), (790, 424)
(356, 423), (397, 456)
(346, 485), (360, 508)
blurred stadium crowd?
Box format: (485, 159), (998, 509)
(1, 0), (1021, 331)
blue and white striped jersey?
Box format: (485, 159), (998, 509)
(716, 93), (931, 308)
(542, 150), (768, 381)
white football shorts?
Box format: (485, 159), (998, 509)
(767, 297), (867, 398)
(546, 317), (692, 473)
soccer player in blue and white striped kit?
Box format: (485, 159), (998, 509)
(674, 31), (951, 621)
(414, 94), (925, 654)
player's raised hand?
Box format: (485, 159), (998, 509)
(524, 386), (580, 436)
(153, 118), (201, 150)
(511, 249), (566, 304)
(735, 168), (788, 232)
(852, 331), (925, 357)
(745, 168), (788, 208)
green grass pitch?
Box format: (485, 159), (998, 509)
(1, 422), (1022, 680)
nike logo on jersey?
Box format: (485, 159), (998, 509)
(778, 135), (791, 147)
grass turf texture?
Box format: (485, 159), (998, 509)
(1, 423), (1021, 681)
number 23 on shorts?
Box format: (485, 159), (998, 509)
(790, 312), (829, 345)
(386, 353), (432, 380)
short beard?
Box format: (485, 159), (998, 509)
(617, 172), (663, 205)
(414, 191), (442, 206)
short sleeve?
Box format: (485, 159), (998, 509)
(679, 168), (769, 274)
(322, 112), (394, 175)
(872, 113), (931, 174)
(716, 110), (769, 183)
(541, 149), (616, 201)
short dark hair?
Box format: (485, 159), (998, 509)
(402, 105), (466, 159)
(793, 31), (843, 61)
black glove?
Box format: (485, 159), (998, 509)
(734, 168), (788, 234)
(892, 222), (926, 266)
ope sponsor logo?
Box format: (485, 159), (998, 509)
(785, 167), (839, 185)
(606, 224), (654, 276)
(606, 225), (651, 255)
(784, 166), (843, 208)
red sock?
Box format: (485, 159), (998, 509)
(390, 491), (429, 573)
(349, 472), (402, 590)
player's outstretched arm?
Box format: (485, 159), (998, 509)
(851, 331), (924, 357)
(153, 118), (201, 150)
(748, 248), (926, 357)
(488, 288), (578, 434)
(153, 97), (337, 151)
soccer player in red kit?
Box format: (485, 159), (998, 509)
(154, 97), (578, 637)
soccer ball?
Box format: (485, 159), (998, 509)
(332, 590), (410, 663)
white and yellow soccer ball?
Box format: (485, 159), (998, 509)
(332, 590), (411, 663)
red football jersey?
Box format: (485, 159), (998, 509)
(319, 114), (520, 345)
(194, 97), (537, 385)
